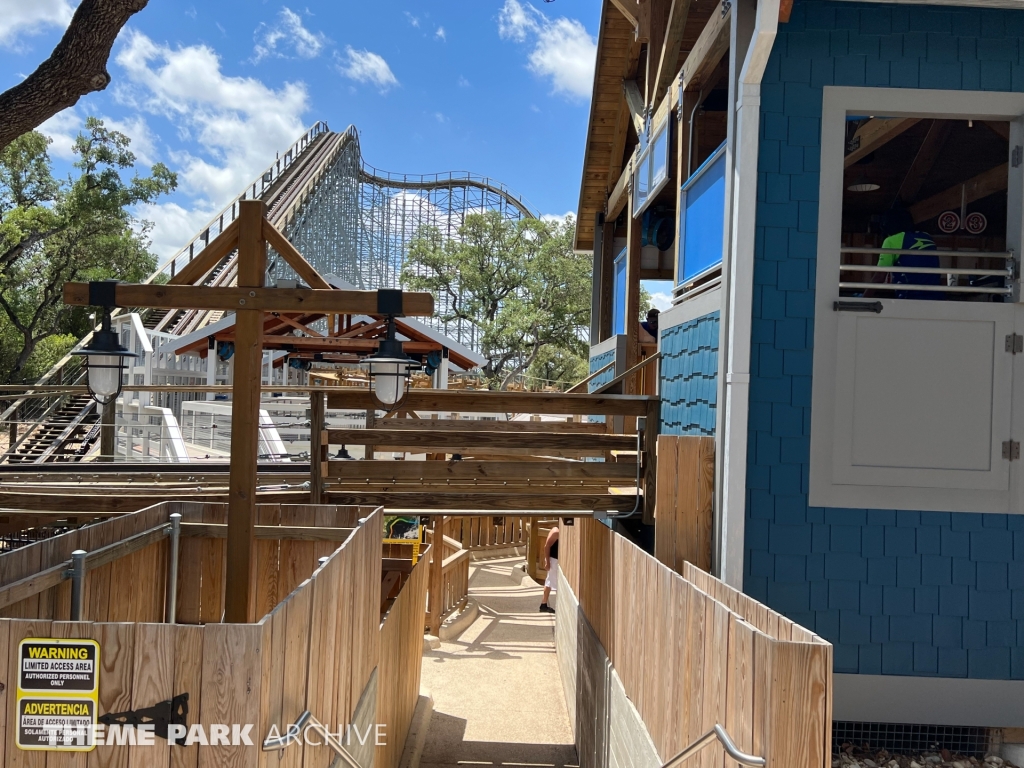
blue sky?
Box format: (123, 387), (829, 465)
(1, 0), (674, 309)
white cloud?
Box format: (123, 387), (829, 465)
(435, 26), (446, 41)
(457, 76), (470, 88)
(335, 46), (397, 92)
(114, 30), (309, 257)
(103, 115), (158, 166)
(498, 0), (595, 100)
(541, 211), (574, 225)
(37, 108), (82, 160)
(0, 0), (73, 49)
(252, 7), (326, 63)
(404, 12), (419, 27)
(643, 280), (675, 312)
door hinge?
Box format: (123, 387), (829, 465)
(1002, 440), (1020, 461)
(1006, 333), (1024, 354)
(1013, 145), (1023, 168)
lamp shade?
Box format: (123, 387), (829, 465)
(368, 359), (411, 407)
(72, 308), (137, 405)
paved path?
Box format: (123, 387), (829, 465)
(418, 555), (578, 768)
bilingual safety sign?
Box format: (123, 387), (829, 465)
(16, 638), (100, 751)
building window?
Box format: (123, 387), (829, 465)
(678, 141), (727, 285)
(809, 86), (1024, 514)
(613, 248), (627, 336)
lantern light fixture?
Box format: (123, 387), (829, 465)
(72, 305), (137, 406)
(360, 315), (421, 410)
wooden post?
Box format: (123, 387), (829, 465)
(8, 405), (17, 448)
(225, 200), (267, 624)
(427, 524), (444, 635)
(365, 407), (376, 460)
(643, 397), (661, 526)
(310, 388), (325, 504)
(100, 400), (115, 462)
(599, 216), (616, 343)
(624, 194), (643, 410)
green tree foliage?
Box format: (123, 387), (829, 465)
(403, 212), (591, 390)
(0, 117), (176, 382)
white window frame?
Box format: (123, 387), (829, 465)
(809, 86), (1024, 513)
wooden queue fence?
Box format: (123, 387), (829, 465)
(654, 435), (715, 573)
(560, 518), (832, 768)
(0, 501), (431, 768)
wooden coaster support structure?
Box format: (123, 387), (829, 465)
(63, 200), (434, 622)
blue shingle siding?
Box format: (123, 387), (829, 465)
(659, 311), (720, 435)
(588, 348), (617, 392)
(746, 0), (1024, 679)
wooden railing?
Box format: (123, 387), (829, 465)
(560, 518), (832, 768)
(0, 501), (388, 767)
(425, 520), (471, 634)
(445, 515), (530, 550)
(377, 545), (430, 768)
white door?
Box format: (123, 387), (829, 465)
(832, 300), (1014, 492)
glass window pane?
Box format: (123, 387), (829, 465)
(679, 151), (727, 282)
(613, 249), (627, 335)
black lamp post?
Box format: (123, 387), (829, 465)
(360, 315), (421, 410)
(72, 306), (137, 406)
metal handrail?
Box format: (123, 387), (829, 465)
(263, 710), (361, 768)
(840, 246), (1014, 258)
(661, 724), (766, 768)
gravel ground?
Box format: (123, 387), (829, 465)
(834, 749), (1018, 768)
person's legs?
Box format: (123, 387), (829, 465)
(539, 557), (558, 613)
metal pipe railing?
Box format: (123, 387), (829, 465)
(262, 710), (361, 768)
(166, 513), (182, 623)
(662, 724), (766, 768)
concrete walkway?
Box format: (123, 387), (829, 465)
(418, 555), (579, 768)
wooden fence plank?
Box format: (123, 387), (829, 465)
(127, 624), (175, 768)
(197, 624), (261, 768)
(87, 622), (134, 768)
(171, 625), (204, 768)
(7, 619), (52, 768)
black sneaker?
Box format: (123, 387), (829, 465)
(539, 604), (555, 614)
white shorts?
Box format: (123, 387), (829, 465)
(544, 557), (559, 592)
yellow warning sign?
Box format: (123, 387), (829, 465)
(16, 638), (100, 751)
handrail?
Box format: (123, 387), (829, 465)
(661, 724), (765, 768)
(263, 710), (361, 768)
(591, 352), (662, 395)
(567, 360), (616, 394)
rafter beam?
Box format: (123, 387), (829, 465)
(167, 219), (239, 286)
(623, 79), (646, 135)
(652, 0), (693, 109)
(681, 3), (732, 93)
(895, 120), (951, 205)
(63, 283), (435, 316)
(610, 0), (640, 30)
(909, 162), (1008, 224)
(844, 117), (922, 167)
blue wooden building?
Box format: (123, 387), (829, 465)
(577, 0), (1024, 745)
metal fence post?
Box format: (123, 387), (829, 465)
(166, 513), (182, 623)
(69, 550), (87, 621)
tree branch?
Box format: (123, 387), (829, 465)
(0, 0), (149, 152)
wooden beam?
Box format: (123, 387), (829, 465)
(326, 460), (639, 481)
(779, 0), (794, 22)
(844, 118), (922, 167)
(310, 388), (325, 504)
(261, 218), (332, 290)
(609, 0), (640, 29)
(608, 161), (632, 220)
(653, 0), (693, 108)
(0, 490), (307, 512)
(681, 3), (732, 93)
(366, 418), (609, 433)
(325, 491), (638, 511)
(644, 0), (674, 105)
(273, 314), (324, 337)
(909, 162), (1008, 223)
(623, 79), (646, 135)
(180, 523), (354, 541)
(63, 283), (436, 317)
(325, 388), (655, 416)
(324, 428), (639, 452)
(167, 219), (239, 286)
(895, 120), (951, 205)
(225, 199), (267, 624)
(983, 121), (1010, 141)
